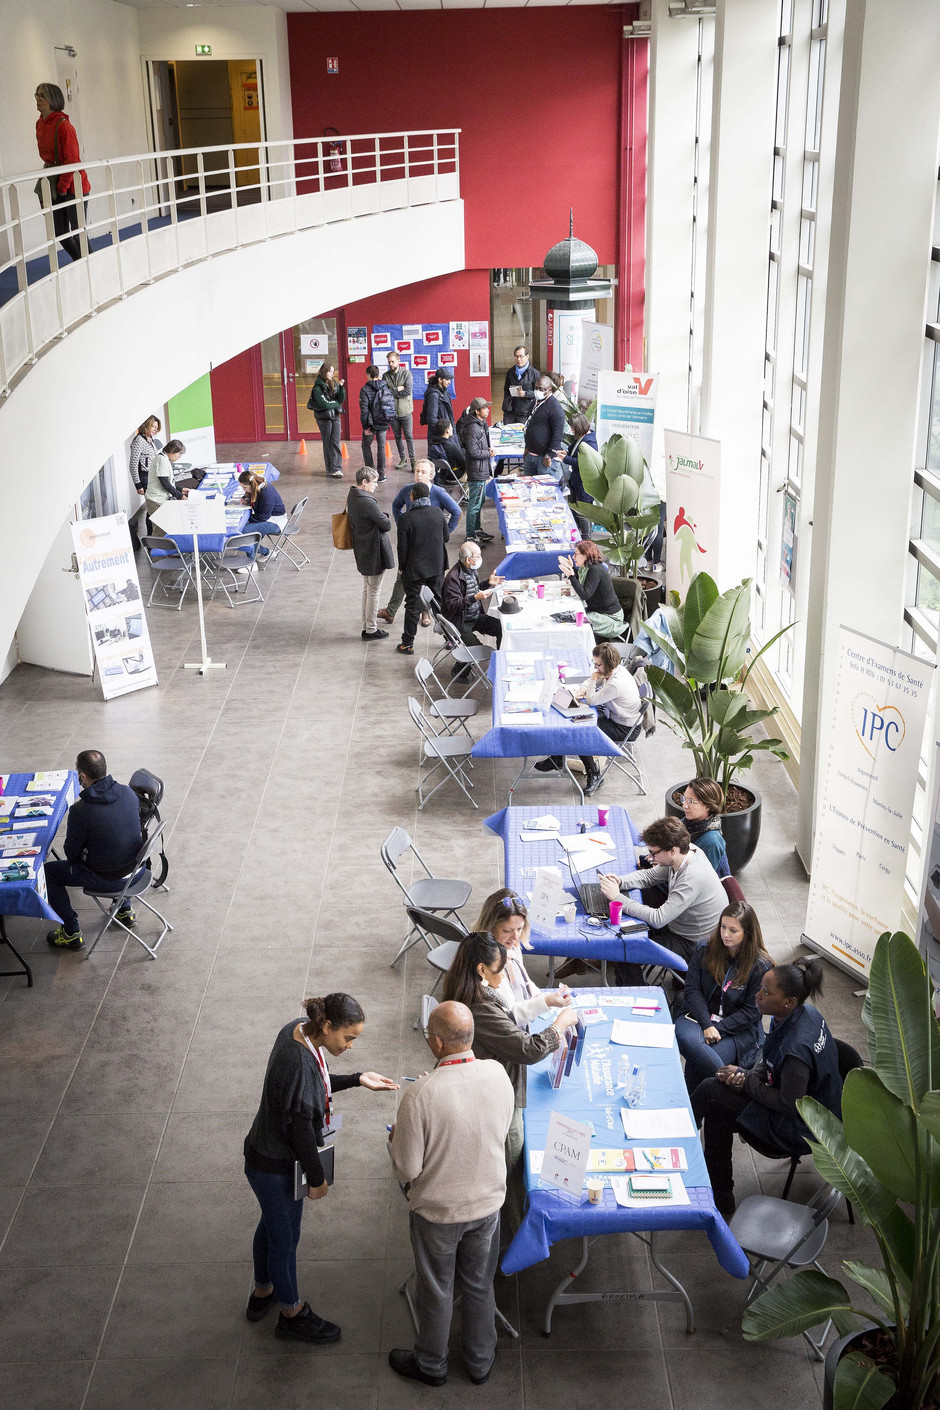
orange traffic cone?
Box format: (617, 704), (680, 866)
(298, 438), (307, 455)
(385, 440), (394, 461)
(341, 441), (349, 460)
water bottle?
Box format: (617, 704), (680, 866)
(626, 1063), (647, 1110)
(617, 1053), (633, 1092)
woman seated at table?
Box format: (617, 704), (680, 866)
(690, 957), (842, 1219)
(675, 901), (771, 1096)
(534, 642), (641, 798)
(238, 469), (287, 557)
(476, 888), (571, 1025)
(680, 778), (730, 877)
(442, 931), (578, 1222)
(558, 540), (625, 641)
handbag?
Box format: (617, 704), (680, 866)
(331, 509), (354, 551)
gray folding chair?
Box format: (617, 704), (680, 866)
(207, 532), (264, 607)
(728, 1185), (843, 1359)
(415, 658), (479, 737)
(381, 827), (471, 966)
(597, 700), (651, 797)
(434, 614), (493, 698)
(406, 907), (465, 1027)
(82, 820), (173, 960)
(265, 496), (309, 569)
(142, 535), (195, 610)
(409, 698), (477, 810)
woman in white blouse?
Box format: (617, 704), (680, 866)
(534, 642), (642, 797)
(474, 888), (570, 1024)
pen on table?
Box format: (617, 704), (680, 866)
(401, 1076), (417, 1082)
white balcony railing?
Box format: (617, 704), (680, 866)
(0, 129), (460, 398)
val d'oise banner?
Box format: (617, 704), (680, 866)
(803, 627), (934, 978)
(663, 429), (721, 596)
(596, 368), (659, 469)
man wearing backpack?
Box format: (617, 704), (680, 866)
(383, 351), (416, 472)
(359, 366), (396, 482)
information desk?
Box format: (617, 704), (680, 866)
(483, 805), (687, 977)
(159, 506), (251, 556)
(471, 647), (621, 802)
(486, 476), (579, 579)
(198, 462), (280, 500)
(494, 584), (594, 656)
(0, 769), (79, 987)
(501, 987), (748, 1331)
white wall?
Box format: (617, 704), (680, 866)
(136, 6), (294, 147)
(0, 198), (465, 668)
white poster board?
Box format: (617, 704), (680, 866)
(174, 424), (216, 467)
(578, 322), (614, 402)
(70, 514), (158, 700)
(529, 866), (566, 934)
(549, 311), (587, 395)
(542, 1111), (591, 1198)
(803, 627), (934, 978)
(596, 369), (658, 468)
(663, 429), (722, 597)
(300, 333), (329, 356)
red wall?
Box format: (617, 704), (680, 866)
(286, 9), (626, 271)
(210, 348), (258, 443)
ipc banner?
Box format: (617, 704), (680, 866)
(803, 627), (934, 978)
(663, 429), (722, 597)
(71, 514), (158, 701)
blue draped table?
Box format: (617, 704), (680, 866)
(486, 475), (579, 579)
(472, 647), (620, 766)
(0, 770), (78, 924)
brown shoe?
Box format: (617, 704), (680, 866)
(420, 613), (432, 627)
(554, 959), (588, 980)
(376, 608), (394, 623)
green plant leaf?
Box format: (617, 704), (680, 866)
(842, 1067), (919, 1204)
(842, 1261), (909, 1321)
(603, 436), (628, 486)
(572, 502), (615, 533)
(741, 1269), (858, 1342)
(684, 579), (752, 684)
(798, 1097), (897, 1226)
(577, 443), (606, 499)
(646, 665), (696, 718)
(917, 1090), (940, 1145)
(624, 436), (645, 488)
(680, 572), (720, 655)
(868, 931), (940, 1107)
(604, 476), (639, 515)
(832, 1355), (896, 1410)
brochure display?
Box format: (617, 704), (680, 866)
(70, 514), (158, 700)
(152, 495), (227, 676)
(803, 627), (934, 978)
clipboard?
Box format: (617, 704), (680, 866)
(293, 1139), (336, 1199)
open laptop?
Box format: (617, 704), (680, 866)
(569, 857), (611, 918)
(551, 684), (592, 720)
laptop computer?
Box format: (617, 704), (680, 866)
(568, 855), (613, 918)
(551, 684), (592, 720)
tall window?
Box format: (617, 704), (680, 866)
(687, 17), (714, 436)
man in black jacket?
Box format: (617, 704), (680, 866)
(420, 370), (455, 436)
(396, 483), (450, 655)
(522, 376), (566, 479)
(383, 351), (416, 471)
(346, 466), (395, 641)
(359, 366), (396, 481)
(501, 345), (540, 423)
(44, 750), (145, 950)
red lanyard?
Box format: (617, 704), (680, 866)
(302, 1033), (332, 1118)
(436, 1054), (475, 1068)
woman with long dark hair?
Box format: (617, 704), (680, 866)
(308, 361), (346, 479)
(243, 993), (397, 1342)
(674, 901), (771, 1094)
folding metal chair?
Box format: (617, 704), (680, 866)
(414, 658), (479, 737)
(141, 535), (195, 610)
(419, 993), (439, 1034)
(409, 698), (477, 810)
(265, 497), (309, 569)
(728, 1185), (843, 1359)
(597, 700), (651, 797)
(433, 614), (493, 698)
(82, 820), (173, 960)
(129, 768), (169, 891)
(406, 907), (465, 1027)
(380, 827), (471, 966)
(207, 532), (264, 607)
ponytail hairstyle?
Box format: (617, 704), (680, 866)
(770, 956), (825, 1006)
(441, 931), (507, 1008)
(302, 992), (364, 1041)
(238, 468), (265, 505)
(703, 902), (770, 987)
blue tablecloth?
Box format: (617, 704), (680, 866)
(162, 507), (251, 556)
(483, 805), (687, 972)
(198, 461), (279, 501)
(472, 647), (622, 762)
(486, 475), (579, 579)
(0, 771), (78, 924)
(501, 988), (748, 1279)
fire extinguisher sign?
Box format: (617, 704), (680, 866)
(327, 57), (339, 75)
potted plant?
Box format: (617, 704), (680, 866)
(646, 571), (792, 871)
(740, 930), (940, 1410)
(571, 433), (664, 609)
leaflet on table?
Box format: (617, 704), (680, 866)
(539, 1111), (592, 1199)
(505, 652), (543, 662)
(558, 831), (614, 852)
(579, 1008), (607, 1026)
(0, 859), (37, 882)
(610, 1020), (675, 1049)
(2, 832), (38, 846)
(621, 1108), (696, 1140)
(520, 829), (562, 842)
(11, 796), (57, 817)
(529, 1146), (688, 1178)
(500, 706), (543, 724)
(611, 1174), (690, 1208)
(26, 771), (69, 791)
(0, 798), (15, 818)
(505, 680), (544, 702)
(1, 846), (41, 858)
(522, 813), (560, 831)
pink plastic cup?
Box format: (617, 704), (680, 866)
(597, 806), (609, 827)
(609, 899), (623, 926)
(576, 610), (585, 626)
(536, 583), (545, 599)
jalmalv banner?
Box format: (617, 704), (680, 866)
(71, 513), (158, 701)
(803, 627), (934, 978)
(663, 429), (721, 597)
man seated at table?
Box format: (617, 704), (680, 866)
(599, 816), (727, 986)
(44, 750), (144, 951)
(442, 541), (503, 675)
(428, 419), (466, 486)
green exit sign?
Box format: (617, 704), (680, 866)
(195, 44), (211, 56)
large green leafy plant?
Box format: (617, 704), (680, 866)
(741, 931), (940, 1410)
(571, 433), (660, 580)
(645, 572), (791, 793)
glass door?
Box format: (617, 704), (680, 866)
(259, 319), (346, 441)
(260, 333), (287, 438)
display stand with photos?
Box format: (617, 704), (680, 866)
(152, 495), (227, 675)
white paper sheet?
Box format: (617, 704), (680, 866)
(620, 1108), (697, 1140)
(611, 1174), (691, 1208)
(610, 1020), (675, 1050)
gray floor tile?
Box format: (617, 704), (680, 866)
(0, 1265), (120, 1361)
(99, 1262), (248, 1360)
(0, 1183), (143, 1266)
(130, 1180), (259, 1264)
(665, 1339), (822, 1409)
(83, 1358), (235, 1410)
(58, 1047), (186, 1114)
(239, 1257), (386, 1357)
(0, 1185), (23, 1244)
(0, 1115), (53, 1186)
(522, 1346), (673, 1408)
(152, 1112), (254, 1183)
(0, 1361), (91, 1408)
(29, 1112), (166, 1188)
(231, 1351), (381, 1410)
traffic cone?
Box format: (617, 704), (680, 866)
(341, 441), (349, 460)
(385, 440), (393, 461)
(298, 438), (307, 455)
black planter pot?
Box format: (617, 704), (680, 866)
(638, 574), (665, 613)
(665, 782), (763, 874)
(823, 1325), (883, 1410)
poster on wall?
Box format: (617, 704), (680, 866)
(347, 326), (368, 357)
(439, 351), (457, 367)
(371, 330), (391, 349)
(450, 322), (468, 350)
(413, 354), (430, 369)
(402, 324), (422, 343)
(578, 322), (614, 402)
(470, 350), (489, 378)
(803, 627), (934, 979)
(71, 514), (158, 701)
(424, 329), (442, 346)
(373, 324), (450, 399)
(663, 429), (721, 597)
(300, 333), (329, 357)
(469, 321), (489, 349)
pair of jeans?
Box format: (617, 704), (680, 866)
(522, 452), (564, 483)
(390, 413), (415, 466)
(675, 1017), (738, 1095)
(43, 859), (134, 933)
(315, 415), (343, 475)
(360, 571), (385, 633)
(402, 575), (442, 646)
(361, 426), (388, 474)
(244, 1162), (303, 1307)
(465, 480), (487, 538)
(410, 1209), (501, 1379)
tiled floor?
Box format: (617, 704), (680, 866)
(0, 442), (871, 1409)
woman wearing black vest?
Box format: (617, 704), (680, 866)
(691, 957), (842, 1219)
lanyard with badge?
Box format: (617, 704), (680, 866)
(294, 1031), (342, 1199)
(710, 965), (737, 1024)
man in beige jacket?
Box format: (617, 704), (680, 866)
(387, 1000), (514, 1388)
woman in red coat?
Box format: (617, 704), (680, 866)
(35, 83), (90, 263)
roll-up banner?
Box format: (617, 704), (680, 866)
(803, 627), (934, 979)
(917, 742), (940, 1003)
(663, 429), (722, 597)
(71, 514), (158, 700)
(577, 323), (614, 403)
(596, 369), (658, 468)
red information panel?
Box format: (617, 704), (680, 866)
(439, 351), (457, 366)
(424, 329), (442, 346)
(395, 340), (414, 355)
(371, 330), (390, 349)
(413, 354), (430, 369)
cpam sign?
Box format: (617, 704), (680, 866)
(803, 626), (934, 979)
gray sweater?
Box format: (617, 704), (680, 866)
(616, 844), (727, 941)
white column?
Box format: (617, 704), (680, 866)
(700, 0), (778, 589)
(796, 0), (940, 866)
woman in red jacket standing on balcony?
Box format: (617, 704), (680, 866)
(34, 82), (90, 263)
